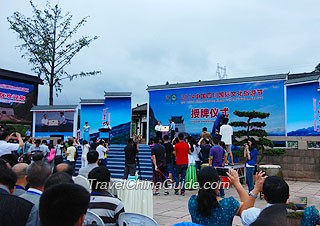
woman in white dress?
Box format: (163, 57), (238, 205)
(81, 140), (90, 167)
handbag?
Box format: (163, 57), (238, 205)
(47, 149), (56, 163)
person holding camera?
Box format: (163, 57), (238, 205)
(0, 129), (24, 166)
(244, 137), (259, 192)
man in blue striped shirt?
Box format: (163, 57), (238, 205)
(88, 166), (125, 224)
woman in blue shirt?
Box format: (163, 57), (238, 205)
(244, 137), (258, 192)
(188, 166), (262, 226)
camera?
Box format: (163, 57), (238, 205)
(216, 167), (229, 176)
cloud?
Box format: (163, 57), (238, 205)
(1, 0), (320, 106)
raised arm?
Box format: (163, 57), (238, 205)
(197, 137), (203, 146)
(227, 169), (266, 216)
(15, 132), (24, 148)
(227, 169), (248, 203)
(239, 171), (266, 214)
(244, 144), (249, 158)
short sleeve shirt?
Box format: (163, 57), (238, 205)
(188, 195), (240, 226)
(220, 125), (233, 145)
(0, 140), (19, 156)
(66, 146), (76, 162)
(151, 144), (166, 166)
(174, 141), (189, 165)
(209, 145), (225, 167)
(96, 145), (107, 159)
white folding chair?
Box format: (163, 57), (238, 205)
(73, 174), (91, 192)
(118, 212), (158, 226)
(83, 210), (105, 226)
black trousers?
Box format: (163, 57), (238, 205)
(170, 130), (175, 141)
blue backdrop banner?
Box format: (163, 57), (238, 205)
(81, 97), (131, 144)
(148, 80), (285, 139)
(287, 82), (320, 136)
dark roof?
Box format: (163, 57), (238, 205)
(104, 92), (132, 97)
(132, 103), (147, 112)
(31, 105), (78, 111)
(146, 73), (287, 91)
(80, 98), (105, 105)
(285, 71), (320, 85)
(0, 68), (43, 84)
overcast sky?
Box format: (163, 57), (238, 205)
(1, 0), (320, 106)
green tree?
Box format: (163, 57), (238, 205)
(230, 110), (278, 162)
(8, 1), (100, 105)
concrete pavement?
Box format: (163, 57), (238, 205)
(153, 181), (320, 226)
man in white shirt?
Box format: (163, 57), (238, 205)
(154, 121), (162, 141)
(41, 114), (49, 132)
(96, 139), (108, 167)
(0, 130), (23, 157)
(241, 176), (290, 226)
(0, 129), (23, 166)
(219, 117), (234, 165)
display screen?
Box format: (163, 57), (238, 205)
(0, 78), (35, 123)
(34, 111), (75, 139)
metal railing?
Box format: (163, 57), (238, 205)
(267, 136), (320, 150)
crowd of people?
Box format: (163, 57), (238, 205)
(1, 123), (319, 226)
(0, 127), (125, 226)
(150, 117), (241, 197)
(150, 119), (319, 225)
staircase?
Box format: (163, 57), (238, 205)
(106, 144), (153, 180)
(74, 144), (153, 180)
(74, 146), (83, 175)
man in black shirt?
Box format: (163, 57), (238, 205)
(123, 138), (138, 179)
(151, 137), (167, 195)
(163, 135), (174, 182)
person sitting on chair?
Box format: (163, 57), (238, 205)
(39, 183), (90, 226)
(88, 166), (125, 225)
(78, 151), (99, 178)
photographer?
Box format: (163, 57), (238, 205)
(244, 137), (258, 192)
(0, 128), (24, 166)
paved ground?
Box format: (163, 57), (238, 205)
(153, 181), (320, 226)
